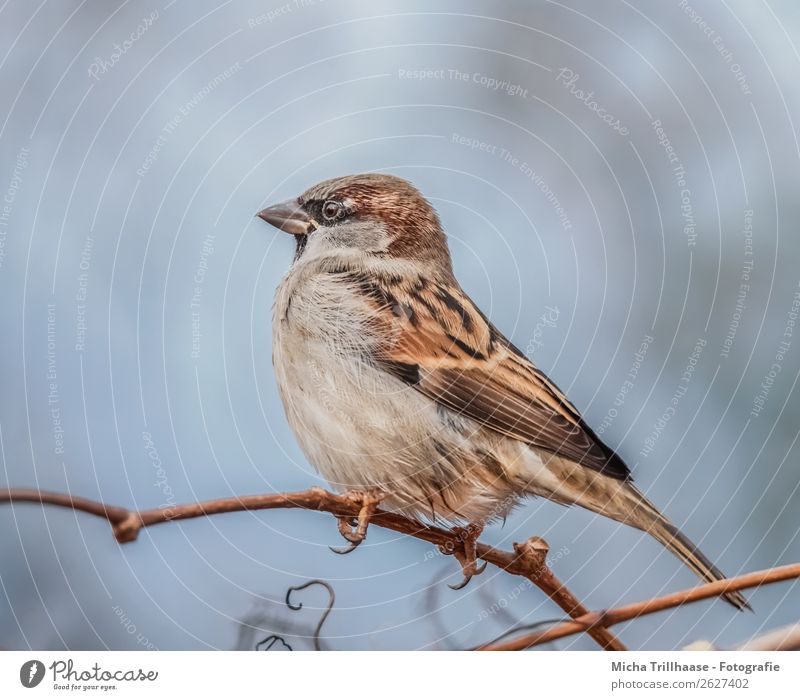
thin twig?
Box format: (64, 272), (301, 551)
(477, 562), (800, 650)
(256, 634), (292, 651)
(0, 486), (626, 650)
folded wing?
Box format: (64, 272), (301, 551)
(343, 269), (630, 480)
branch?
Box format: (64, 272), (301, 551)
(0, 486), (626, 651)
(477, 562), (800, 650)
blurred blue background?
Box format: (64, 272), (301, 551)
(1, 0), (799, 650)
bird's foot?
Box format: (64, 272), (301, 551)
(440, 523), (487, 590)
(330, 488), (385, 554)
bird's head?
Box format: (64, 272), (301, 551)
(257, 173), (451, 269)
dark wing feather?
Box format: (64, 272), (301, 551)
(346, 269), (630, 480)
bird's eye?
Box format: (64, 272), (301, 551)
(322, 200), (344, 222)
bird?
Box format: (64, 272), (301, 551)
(257, 172), (748, 609)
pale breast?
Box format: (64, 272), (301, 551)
(271, 262), (536, 524)
(272, 266), (431, 482)
(276, 346), (434, 486)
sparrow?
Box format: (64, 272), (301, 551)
(258, 173), (747, 609)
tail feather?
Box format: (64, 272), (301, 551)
(526, 457), (750, 610)
(624, 485), (750, 611)
(653, 517), (750, 610)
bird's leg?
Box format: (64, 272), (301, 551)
(440, 522), (487, 590)
(330, 488), (385, 554)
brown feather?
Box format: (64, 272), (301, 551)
(348, 271), (631, 480)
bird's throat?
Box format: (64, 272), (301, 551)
(293, 234), (308, 261)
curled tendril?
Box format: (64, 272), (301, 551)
(285, 579), (335, 651)
(256, 634), (293, 651)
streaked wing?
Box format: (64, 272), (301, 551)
(344, 270), (630, 480)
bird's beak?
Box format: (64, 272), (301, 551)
(256, 198), (313, 235)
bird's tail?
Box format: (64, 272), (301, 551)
(611, 482), (750, 611)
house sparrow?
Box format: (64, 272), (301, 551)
(258, 173), (747, 609)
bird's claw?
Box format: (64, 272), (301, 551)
(440, 523), (486, 590)
(329, 489), (385, 555)
(448, 559), (488, 590)
(329, 517), (360, 554)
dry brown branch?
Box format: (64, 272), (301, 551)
(478, 562), (800, 650)
(0, 486), (626, 651)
